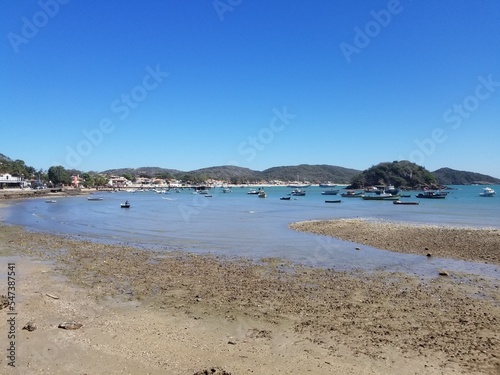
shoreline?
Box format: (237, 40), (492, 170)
(0, 224), (499, 374)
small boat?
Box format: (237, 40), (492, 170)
(341, 190), (363, 198)
(393, 200), (419, 205)
(479, 187), (496, 197)
(416, 191), (447, 199)
(258, 190), (267, 198)
(319, 183), (337, 188)
(45, 200), (57, 203)
(280, 196), (291, 200)
(205, 194), (213, 197)
(87, 196), (103, 201)
(321, 189), (340, 195)
(222, 188), (232, 193)
(325, 200), (341, 203)
(121, 200), (130, 208)
(247, 189), (259, 195)
(290, 188), (306, 196)
(362, 193), (401, 200)
(401, 194), (412, 198)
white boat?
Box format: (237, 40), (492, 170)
(321, 189), (339, 195)
(258, 190), (267, 198)
(45, 200), (57, 203)
(222, 188), (232, 193)
(290, 188), (306, 196)
(479, 187), (496, 197)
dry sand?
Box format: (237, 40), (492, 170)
(0, 222), (499, 375)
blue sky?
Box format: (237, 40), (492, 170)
(1, 0), (499, 177)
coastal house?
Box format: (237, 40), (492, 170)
(0, 173), (27, 189)
(108, 176), (130, 188)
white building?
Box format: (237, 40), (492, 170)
(0, 173), (27, 189)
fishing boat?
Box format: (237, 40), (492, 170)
(479, 187), (496, 197)
(416, 191), (447, 199)
(362, 193), (401, 200)
(290, 188), (306, 196)
(341, 190), (363, 198)
(321, 189), (339, 195)
(120, 200), (130, 208)
(87, 196), (103, 201)
(325, 200), (341, 203)
(393, 200), (419, 205)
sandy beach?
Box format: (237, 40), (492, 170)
(0, 220), (499, 374)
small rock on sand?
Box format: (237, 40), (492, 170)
(58, 322), (83, 330)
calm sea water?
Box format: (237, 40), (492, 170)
(1, 185), (499, 277)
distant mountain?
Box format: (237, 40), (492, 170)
(101, 166), (183, 178)
(433, 168), (500, 185)
(100, 164), (361, 183)
(261, 164), (360, 184)
(190, 165), (261, 182)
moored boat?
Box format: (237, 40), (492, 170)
(321, 189), (339, 195)
(341, 190), (363, 198)
(280, 196), (291, 200)
(416, 191), (447, 199)
(258, 190), (267, 198)
(393, 200), (419, 205)
(325, 200), (341, 203)
(290, 188), (306, 196)
(120, 200), (130, 208)
(362, 193), (401, 200)
(87, 196), (104, 201)
(479, 187), (496, 197)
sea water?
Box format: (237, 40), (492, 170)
(1, 185), (499, 277)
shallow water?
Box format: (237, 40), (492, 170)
(1, 185), (499, 278)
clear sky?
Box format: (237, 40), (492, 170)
(1, 0), (499, 177)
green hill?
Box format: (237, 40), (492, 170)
(432, 168), (500, 185)
(349, 161), (437, 189)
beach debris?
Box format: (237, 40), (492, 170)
(58, 322), (83, 330)
(193, 367), (232, 375)
(46, 293), (60, 300)
(0, 295), (9, 310)
(426, 253), (432, 257)
(22, 321), (37, 332)
(227, 340), (237, 345)
(438, 270), (449, 276)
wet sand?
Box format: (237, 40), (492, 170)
(289, 218), (500, 266)
(0, 223), (499, 375)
